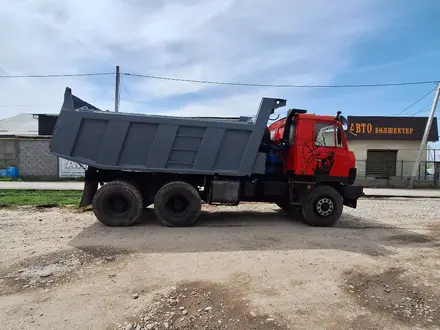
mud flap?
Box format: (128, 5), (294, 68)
(343, 198), (357, 208)
(341, 185), (364, 209)
(79, 168), (98, 208)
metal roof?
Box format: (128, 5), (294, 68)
(0, 113), (39, 136)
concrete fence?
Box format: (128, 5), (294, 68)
(0, 139), (19, 169)
(0, 138), (59, 179)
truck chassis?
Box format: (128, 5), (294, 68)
(81, 167), (363, 227)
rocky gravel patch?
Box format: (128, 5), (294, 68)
(344, 267), (440, 328)
(114, 281), (287, 330)
(0, 246), (126, 296)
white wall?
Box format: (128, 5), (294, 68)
(347, 140), (428, 178)
(58, 158), (86, 178)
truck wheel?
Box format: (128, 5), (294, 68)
(154, 181), (201, 227)
(92, 181), (143, 227)
(302, 185), (343, 227)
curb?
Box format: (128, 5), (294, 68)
(362, 195), (440, 199)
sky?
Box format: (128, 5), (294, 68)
(0, 0), (439, 150)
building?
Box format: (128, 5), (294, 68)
(346, 116), (439, 187)
(0, 113), (85, 179)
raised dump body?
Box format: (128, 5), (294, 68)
(50, 88), (286, 176)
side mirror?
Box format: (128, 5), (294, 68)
(337, 127), (342, 146)
(339, 115), (348, 127)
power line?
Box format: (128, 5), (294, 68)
(394, 86), (438, 115)
(123, 72), (438, 88)
(120, 76), (138, 113)
(411, 105), (432, 116)
(0, 72), (114, 78)
(0, 70), (438, 88)
(0, 103), (56, 108)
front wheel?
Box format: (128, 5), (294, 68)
(154, 181), (201, 227)
(302, 185), (343, 227)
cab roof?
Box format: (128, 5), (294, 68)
(296, 113), (336, 121)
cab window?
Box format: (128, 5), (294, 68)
(288, 124), (296, 144)
(314, 122), (336, 147)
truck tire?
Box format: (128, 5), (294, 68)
(92, 181), (143, 227)
(154, 181), (201, 227)
(302, 185), (343, 227)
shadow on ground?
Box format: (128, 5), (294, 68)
(69, 205), (438, 258)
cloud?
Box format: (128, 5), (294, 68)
(0, 0), (392, 119)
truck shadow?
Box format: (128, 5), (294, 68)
(69, 207), (438, 258)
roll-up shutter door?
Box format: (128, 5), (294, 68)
(366, 150), (397, 178)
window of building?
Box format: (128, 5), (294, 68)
(366, 150), (397, 178)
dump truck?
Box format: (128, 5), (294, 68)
(50, 87), (364, 227)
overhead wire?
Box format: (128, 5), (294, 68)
(122, 72), (438, 88)
(411, 105), (432, 116)
(0, 72), (114, 78)
(0, 103), (57, 108)
(0, 71), (438, 88)
(393, 86), (438, 115)
(120, 76), (139, 113)
(1, 71), (440, 117)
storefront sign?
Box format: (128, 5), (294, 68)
(346, 116), (438, 141)
(58, 158), (86, 178)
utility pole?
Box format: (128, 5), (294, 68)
(114, 65), (120, 112)
(408, 82), (440, 188)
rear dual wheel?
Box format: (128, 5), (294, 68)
(92, 180), (202, 227)
(154, 181), (201, 227)
(92, 181), (143, 227)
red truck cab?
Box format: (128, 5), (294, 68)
(268, 109), (357, 185)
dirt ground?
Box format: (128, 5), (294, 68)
(0, 198), (439, 330)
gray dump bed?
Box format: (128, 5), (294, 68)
(50, 88), (286, 176)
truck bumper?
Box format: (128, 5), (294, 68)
(341, 185), (364, 209)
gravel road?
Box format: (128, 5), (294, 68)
(0, 198), (439, 330)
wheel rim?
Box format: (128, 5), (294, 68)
(315, 197), (334, 217)
(165, 195), (190, 218)
(105, 194), (130, 218)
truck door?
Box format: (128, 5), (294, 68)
(304, 121), (349, 179)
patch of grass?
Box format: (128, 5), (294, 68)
(0, 176), (84, 182)
(19, 177), (85, 182)
(0, 177), (22, 182)
(0, 190), (82, 206)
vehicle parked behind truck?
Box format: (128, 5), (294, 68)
(50, 87), (363, 228)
